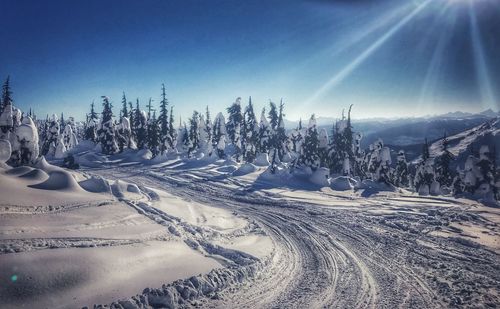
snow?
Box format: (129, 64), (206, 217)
(0, 139), (11, 162)
(309, 167), (330, 186)
(233, 163), (258, 176)
(253, 153), (270, 166)
(330, 176), (357, 191)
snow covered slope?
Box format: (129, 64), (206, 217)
(428, 117), (500, 166)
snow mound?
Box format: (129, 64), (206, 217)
(29, 170), (82, 191)
(254, 153), (270, 166)
(135, 149), (153, 161)
(19, 169), (49, 182)
(309, 167), (330, 187)
(330, 176), (357, 191)
(79, 176), (111, 193)
(76, 152), (107, 168)
(233, 163), (257, 176)
(5, 166), (33, 175)
(111, 179), (142, 198)
(0, 139), (11, 163)
(356, 179), (395, 192)
(34, 156), (64, 174)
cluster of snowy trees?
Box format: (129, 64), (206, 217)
(0, 76), (498, 201)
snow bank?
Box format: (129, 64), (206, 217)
(233, 163), (257, 176)
(254, 153), (270, 166)
(0, 139), (11, 163)
(330, 176), (357, 191)
(18, 168), (49, 182)
(29, 170), (83, 191)
(79, 176), (112, 193)
(34, 156), (64, 174)
(309, 167), (330, 187)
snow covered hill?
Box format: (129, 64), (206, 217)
(429, 117), (500, 167)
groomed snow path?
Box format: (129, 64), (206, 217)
(93, 165), (499, 309)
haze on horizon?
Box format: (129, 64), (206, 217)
(1, 0), (499, 122)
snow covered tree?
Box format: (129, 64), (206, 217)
(168, 106), (177, 149)
(300, 114), (320, 171)
(120, 92), (128, 120)
(59, 113), (65, 134)
(435, 133), (455, 188)
(365, 139), (392, 184)
(158, 84), (170, 154)
(393, 150), (409, 187)
(275, 100), (289, 161)
(226, 97), (243, 161)
(243, 97), (259, 163)
(188, 110), (201, 157)
(318, 128), (329, 168)
(0, 96), (14, 136)
(41, 114), (60, 156)
(62, 123), (78, 150)
(204, 106), (212, 144)
(258, 108), (271, 154)
(133, 99), (147, 149)
(116, 116), (133, 152)
(97, 96), (118, 155)
(84, 101), (99, 142)
(14, 116), (40, 166)
(147, 111), (160, 157)
(212, 112), (226, 158)
(1, 76), (13, 116)
(422, 138), (430, 161)
(290, 119), (304, 154)
(268, 101), (279, 131)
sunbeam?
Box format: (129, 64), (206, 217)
(418, 5), (457, 113)
(469, 3), (497, 110)
(303, 0), (432, 109)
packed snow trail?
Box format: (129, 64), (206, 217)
(92, 165), (499, 308)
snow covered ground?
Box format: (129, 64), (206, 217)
(1, 154), (499, 308)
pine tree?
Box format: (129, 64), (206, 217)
(212, 112), (226, 158)
(85, 101), (99, 142)
(60, 113), (65, 134)
(1, 76), (13, 115)
(258, 108), (271, 154)
(147, 111), (160, 157)
(243, 97), (259, 162)
(97, 96), (118, 154)
(422, 138), (430, 161)
(188, 111), (201, 157)
(120, 92), (128, 120)
(300, 114), (320, 171)
(275, 99), (288, 160)
(41, 114), (60, 156)
(435, 133), (455, 188)
(268, 101), (279, 131)
(393, 150), (409, 187)
(168, 106), (177, 149)
(204, 106), (212, 148)
(226, 97), (243, 160)
(158, 84), (170, 154)
(134, 99), (147, 149)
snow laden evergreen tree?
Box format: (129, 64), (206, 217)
(300, 114), (321, 171)
(168, 106), (177, 149)
(318, 128), (329, 168)
(365, 139), (392, 184)
(435, 133), (455, 188)
(226, 97), (243, 161)
(212, 112), (226, 158)
(13, 116), (40, 166)
(473, 145), (497, 200)
(84, 101), (99, 142)
(290, 119), (304, 156)
(62, 122), (78, 151)
(414, 139), (437, 195)
(199, 113), (212, 156)
(268, 101), (279, 132)
(97, 96), (118, 155)
(393, 150), (409, 187)
(0, 94), (14, 137)
(41, 114), (60, 156)
(275, 100), (289, 161)
(258, 108), (271, 154)
(116, 115), (133, 152)
(59, 113), (65, 134)
(120, 92), (128, 120)
(188, 111), (201, 157)
(328, 105), (358, 176)
(147, 111), (160, 157)
(204, 106), (212, 145)
(157, 84), (170, 154)
(1, 76), (13, 116)
(133, 99), (147, 149)
(243, 97), (259, 163)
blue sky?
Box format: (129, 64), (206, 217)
(1, 0), (499, 121)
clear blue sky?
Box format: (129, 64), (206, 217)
(1, 0), (499, 121)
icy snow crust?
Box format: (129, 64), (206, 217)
(1, 150), (500, 308)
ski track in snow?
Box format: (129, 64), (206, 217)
(89, 164), (500, 309)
